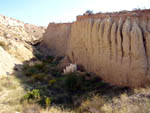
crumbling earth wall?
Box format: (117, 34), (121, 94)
(41, 23), (71, 56)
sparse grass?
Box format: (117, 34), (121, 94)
(0, 76), (25, 113)
(78, 88), (150, 113)
(22, 103), (41, 113)
(78, 95), (106, 113)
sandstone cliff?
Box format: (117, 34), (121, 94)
(68, 11), (150, 87)
(41, 23), (71, 56)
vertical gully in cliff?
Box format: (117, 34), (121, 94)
(120, 20), (125, 64)
(139, 24), (149, 76)
(117, 18), (123, 64)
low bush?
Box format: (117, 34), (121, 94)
(42, 56), (54, 63)
(45, 97), (51, 107)
(23, 89), (52, 108)
(23, 89), (41, 103)
(48, 79), (56, 85)
(34, 53), (44, 60)
(63, 72), (84, 92)
(23, 64), (40, 76)
(31, 73), (46, 81)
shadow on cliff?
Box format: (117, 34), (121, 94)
(13, 43), (132, 110)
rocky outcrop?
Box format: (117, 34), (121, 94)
(0, 14), (45, 43)
(41, 23), (71, 56)
(68, 12), (150, 87)
(0, 36), (34, 61)
(24, 23), (46, 44)
(0, 15), (45, 76)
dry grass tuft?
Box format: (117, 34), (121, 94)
(22, 104), (41, 113)
(0, 76), (25, 113)
(78, 89), (150, 113)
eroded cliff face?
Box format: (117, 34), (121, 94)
(41, 23), (71, 56)
(68, 13), (150, 87)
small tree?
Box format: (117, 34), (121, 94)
(84, 10), (93, 15)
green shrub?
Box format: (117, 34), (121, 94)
(63, 72), (84, 91)
(31, 73), (46, 81)
(45, 97), (51, 107)
(23, 88), (52, 107)
(43, 56), (54, 63)
(23, 65), (39, 76)
(48, 79), (56, 85)
(85, 10), (93, 15)
(23, 63), (45, 76)
(43, 64), (56, 74)
(24, 89), (41, 103)
(51, 68), (61, 76)
(34, 53), (43, 60)
(34, 63), (45, 69)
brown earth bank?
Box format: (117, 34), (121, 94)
(42, 9), (150, 87)
(40, 23), (72, 56)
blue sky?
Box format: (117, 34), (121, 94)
(0, 0), (150, 26)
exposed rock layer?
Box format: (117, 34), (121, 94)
(41, 23), (71, 56)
